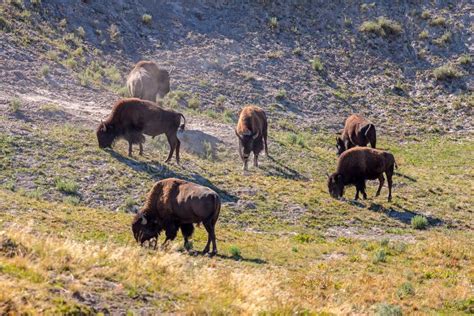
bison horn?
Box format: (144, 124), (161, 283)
(252, 131), (260, 140)
(100, 120), (107, 132)
(235, 128), (243, 140)
(326, 172), (330, 178)
(141, 215), (147, 225)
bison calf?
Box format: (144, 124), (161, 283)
(336, 114), (376, 156)
(327, 147), (396, 202)
(96, 98), (185, 163)
(127, 61), (170, 102)
(235, 105), (268, 171)
(132, 178), (221, 256)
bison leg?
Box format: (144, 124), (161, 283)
(386, 165), (394, 202)
(162, 223), (178, 249)
(165, 133), (178, 163)
(263, 130), (269, 157)
(201, 219), (217, 256)
(242, 159), (248, 171)
(253, 153), (259, 168)
(128, 141), (133, 157)
(139, 143), (144, 156)
(175, 138), (181, 164)
(355, 180), (367, 200)
(376, 174), (385, 197)
(180, 224), (194, 250)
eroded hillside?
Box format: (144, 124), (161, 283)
(0, 0), (473, 314)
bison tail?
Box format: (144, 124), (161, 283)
(179, 113), (186, 131)
(213, 194), (221, 225)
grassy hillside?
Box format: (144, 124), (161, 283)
(0, 0), (473, 314)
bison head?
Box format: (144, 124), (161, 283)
(327, 173), (344, 199)
(236, 129), (259, 162)
(96, 121), (116, 149)
(336, 136), (346, 156)
(131, 213), (162, 244)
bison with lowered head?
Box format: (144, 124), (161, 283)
(336, 114), (376, 156)
(327, 147), (396, 202)
(127, 61), (170, 102)
(96, 98), (185, 163)
(235, 105), (268, 171)
(132, 178), (221, 256)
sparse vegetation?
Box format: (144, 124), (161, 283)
(458, 54), (472, 65)
(275, 89), (286, 100)
(421, 10), (430, 20)
(55, 178), (79, 195)
(375, 303), (402, 316)
(39, 65), (49, 77)
(229, 245), (241, 259)
(418, 30), (429, 39)
(310, 57), (323, 72)
(433, 31), (451, 46)
(429, 16), (447, 27)
(397, 282), (415, 298)
(8, 98), (21, 113)
(373, 248), (387, 263)
(76, 26), (85, 38)
(108, 24), (120, 42)
(266, 50), (283, 59)
(433, 64), (461, 81)
(359, 17), (402, 37)
(269, 17), (278, 30)
(142, 14), (152, 25)
(187, 95), (200, 109)
(411, 215), (428, 229)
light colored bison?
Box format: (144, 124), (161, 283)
(132, 178), (221, 256)
(327, 147), (396, 202)
(235, 105), (268, 170)
(96, 98), (185, 163)
(336, 114), (376, 156)
(126, 61), (170, 102)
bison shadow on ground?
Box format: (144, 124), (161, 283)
(214, 253), (267, 264)
(358, 202), (444, 227)
(395, 171), (417, 182)
(107, 150), (238, 203)
(177, 129), (221, 160)
(261, 156), (309, 181)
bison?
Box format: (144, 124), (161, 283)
(127, 61), (170, 102)
(235, 105), (268, 170)
(327, 147), (396, 202)
(131, 178), (221, 256)
(336, 114), (376, 156)
(96, 98), (185, 163)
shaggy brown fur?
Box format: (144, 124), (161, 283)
(131, 178), (221, 255)
(96, 98), (185, 163)
(336, 114), (376, 155)
(127, 61), (170, 102)
(327, 147), (396, 202)
(235, 105), (268, 170)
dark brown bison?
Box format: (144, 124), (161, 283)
(235, 105), (268, 170)
(127, 61), (170, 102)
(132, 178), (221, 255)
(336, 114), (376, 156)
(327, 147), (396, 202)
(96, 98), (185, 163)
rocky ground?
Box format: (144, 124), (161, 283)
(0, 1), (473, 314)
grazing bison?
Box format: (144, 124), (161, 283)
(327, 147), (396, 202)
(131, 178), (221, 255)
(235, 105), (268, 170)
(336, 114), (376, 156)
(127, 61), (170, 102)
(96, 98), (185, 163)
